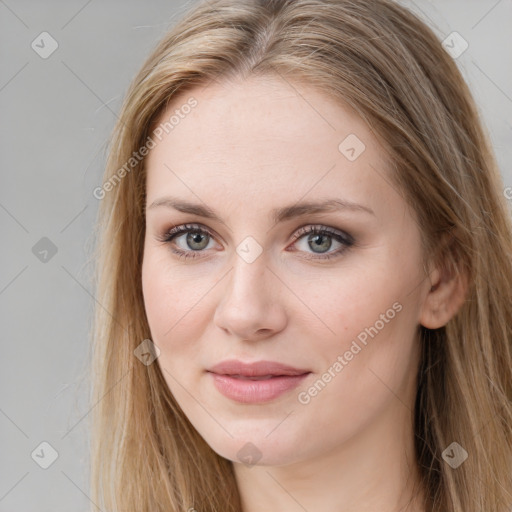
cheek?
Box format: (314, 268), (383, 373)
(295, 314), (419, 453)
(288, 265), (400, 348)
(141, 253), (209, 403)
(293, 263), (420, 403)
(141, 249), (208, 348)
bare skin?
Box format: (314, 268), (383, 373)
(141, 74), (465, 512)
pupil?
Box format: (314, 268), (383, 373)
(309, 234), (331, 253)
(187, 232), (208, 250)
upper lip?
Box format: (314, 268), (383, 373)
(208, 359), (310, 377)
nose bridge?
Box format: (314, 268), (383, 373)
(226, 243), (270, 302)
(213, 240), (287, 338)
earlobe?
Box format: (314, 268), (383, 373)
(419, 261), (468, 330)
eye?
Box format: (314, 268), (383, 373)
(156, 223), (217, 260)
(155, 223), (355, 261)
(288, 225), (355, 260)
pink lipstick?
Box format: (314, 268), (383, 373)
(207, 360), (311, 403)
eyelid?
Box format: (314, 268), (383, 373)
(156, 221), (355, 261)
(155, 223), (220, 246)
(290, 223), (354, 244)
(158, 222), (352, 243)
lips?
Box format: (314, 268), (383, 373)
(208, 359), (310, 377)
(228, 375), (279, 380)
(207, 360), (311, 403)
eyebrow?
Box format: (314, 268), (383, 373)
(147, 196), (375, 224)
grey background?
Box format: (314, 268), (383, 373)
(1, 1), (511, 510)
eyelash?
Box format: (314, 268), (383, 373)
(155, 223), (355, 261)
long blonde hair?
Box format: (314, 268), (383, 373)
(89, 0), (512, 510)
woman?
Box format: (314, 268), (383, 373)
(89, 0), (512, 510)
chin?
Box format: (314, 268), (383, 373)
(200, 425), (307, 467)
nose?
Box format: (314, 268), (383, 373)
(213, 252), (288, 341)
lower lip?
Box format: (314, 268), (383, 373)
(208, 372), (310, 403)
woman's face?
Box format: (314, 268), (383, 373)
(142, 75), (432, 467)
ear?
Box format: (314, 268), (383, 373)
(419, 238), (468, 329)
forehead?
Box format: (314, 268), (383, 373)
(144, 75), (392, 216)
